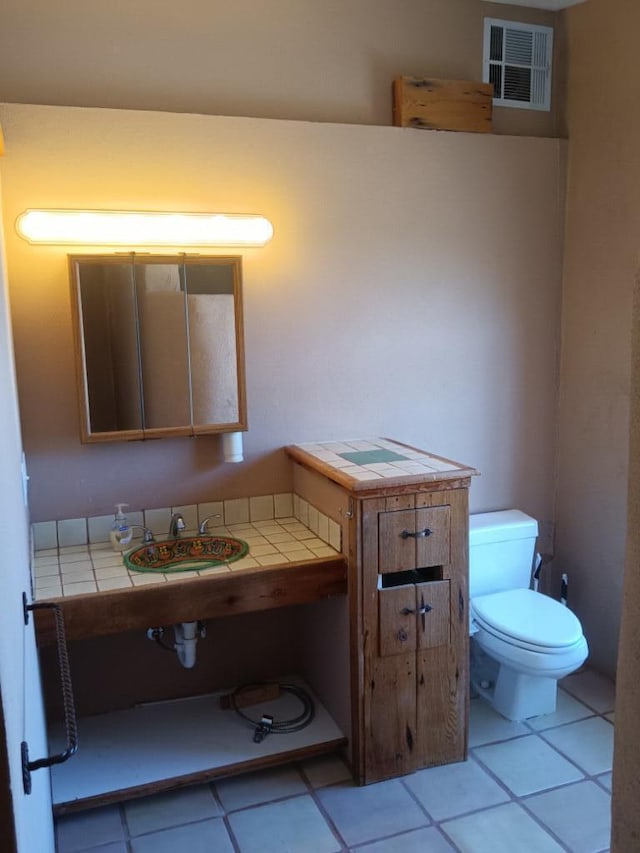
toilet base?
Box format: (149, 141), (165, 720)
(492, 667), (557, 721)
(470, 640), (558, 721)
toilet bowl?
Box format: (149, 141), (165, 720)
(469, 511), (588, 721)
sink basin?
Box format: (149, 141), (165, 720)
(124, 536), (249, 574)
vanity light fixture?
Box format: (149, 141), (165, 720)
(16, 209), (274, 247)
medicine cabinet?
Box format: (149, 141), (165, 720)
(69, 254), (247, 442)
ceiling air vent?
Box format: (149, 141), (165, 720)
(483, 18), (553, 111)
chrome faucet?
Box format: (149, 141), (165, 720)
(169, 513), (186, 538)
(198, 514), (222, 534)
(130, 525), (155, 544)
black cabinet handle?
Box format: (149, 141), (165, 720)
(400, 604), (433, 617)
(22, 597), (78, 795)
(419, 593), (433, 631)
(400, 528), (432, 539)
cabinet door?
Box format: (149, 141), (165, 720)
(378, 585), (417, 657)
(365, 654), (417, 780)
(378, 506), (451, 573)
(416, 581), (450, 650)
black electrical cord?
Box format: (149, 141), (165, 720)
(230, 682), (315, 738)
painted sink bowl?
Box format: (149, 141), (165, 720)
(124, 536), (249, 574)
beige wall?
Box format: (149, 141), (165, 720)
(556, 0), (640, 677)
(0, 0), (563, 137)
(0, 103), (565, 526)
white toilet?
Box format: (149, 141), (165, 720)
(469, 509), (588, 721)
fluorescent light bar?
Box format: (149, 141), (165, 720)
(16, 210), (274, 247)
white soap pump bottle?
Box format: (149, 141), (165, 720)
(110, 503), (132, 552)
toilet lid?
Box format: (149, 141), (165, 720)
(471, 589), (583, 649)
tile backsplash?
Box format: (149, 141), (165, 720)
(32, 493), (341, 555)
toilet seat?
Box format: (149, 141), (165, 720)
(471, 588), (584, 651)
(471, 589), (588, 679)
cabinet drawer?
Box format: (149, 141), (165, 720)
(379, 580), (450, 657)
(378, 506), (450, 573)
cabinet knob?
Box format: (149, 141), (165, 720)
(400, 528), (432, 539)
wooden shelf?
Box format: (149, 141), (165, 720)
(50, 679), (346, 814)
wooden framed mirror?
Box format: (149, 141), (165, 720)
(69, 254), (247, 442)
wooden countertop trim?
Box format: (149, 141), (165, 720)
(35, 555), (347, 645)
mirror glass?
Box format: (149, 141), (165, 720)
(70, 255), (246, 442)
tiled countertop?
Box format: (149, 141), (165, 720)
(287, 438), (478, 492)
(33, 517), (340, 602)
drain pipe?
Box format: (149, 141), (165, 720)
(173, 621), (201, 669)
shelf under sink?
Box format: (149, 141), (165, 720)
(49, 677), (347, 814)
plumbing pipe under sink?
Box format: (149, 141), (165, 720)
(173, 621), (200, 669)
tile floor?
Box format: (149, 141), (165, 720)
(54, 668), (615, 853)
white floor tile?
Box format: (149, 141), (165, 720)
(228, 794), (339, 853)
(356, 826), (457, 852)
(524, 780), (611, 852)
(215, 765), (307, 811)
(542, 717), (614, 775)
(561, 669), (616, 713)
(404, 757), (510, 821)
(442, 802), (565, 853)
(130, 818), (234, 853)
(124, 785), (221, 836)
(469, 698), (529, 747)
(474, 735), (584, 796)
(56, 805), (125, 852)
(526, 689), (595, 731)
(317, 779), (428, 846)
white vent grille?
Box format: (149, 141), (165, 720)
(483, 18), (553, 111)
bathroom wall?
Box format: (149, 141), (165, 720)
(0, 0), (564, 137)
(0, 103), (565, 528)
(555, 0), (640, 677)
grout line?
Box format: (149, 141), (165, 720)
(517, 796), (579, 853)
(296, 762), (349, 851)
(398, 773), (437, 823)
(218, 797), (242, 853)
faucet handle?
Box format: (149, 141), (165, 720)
(169, 513), (186, 537)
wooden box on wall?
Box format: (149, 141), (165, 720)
(393, 77), (493, 133)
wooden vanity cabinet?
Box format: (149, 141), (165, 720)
(359, 487), (469, 784)
(286, 440), (476, 786)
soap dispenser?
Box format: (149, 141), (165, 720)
(110, 503), (132, 552)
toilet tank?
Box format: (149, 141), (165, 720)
(469, 510), (539, 598)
